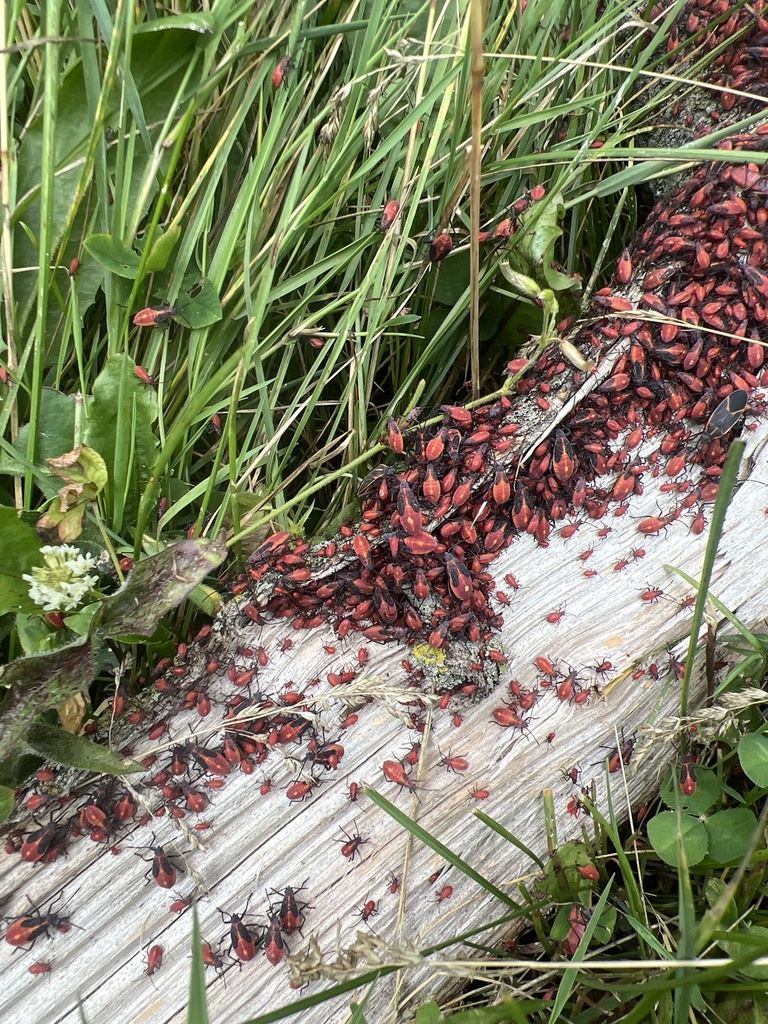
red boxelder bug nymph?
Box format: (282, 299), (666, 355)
(428, 233), (453, 262)
(132, 304), (180, 328)
(438, 749), (469, 774)
(28, 961), (52, 977)
(379, 200), (400, 233)
(382, 759), (417, 792)
(358, 899), (378, 922)
(146, 944), (163, 976)
(703, 388), (748, 441)
(272, 55), (291, 88)
(201, 939), (227, 977)
(679, 753), (697, 796)
(336, 825), (368, 860)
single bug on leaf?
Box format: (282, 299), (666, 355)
(379, 200), (400, 233)
(132, 304), (180, 328)
(679, 753), (697, 796)
(428, 233), (453, 262)
(272, 55), (291, 88)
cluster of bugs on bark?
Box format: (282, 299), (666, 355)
(4, 4), (768, 1000)
(210, 884), (313, 969)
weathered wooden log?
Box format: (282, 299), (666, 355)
(4, 7), (768, 1023)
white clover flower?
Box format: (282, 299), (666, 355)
(22, 544), (100, 613)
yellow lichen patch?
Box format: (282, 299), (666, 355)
(412, 644), (447, 671)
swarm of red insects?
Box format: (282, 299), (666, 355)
(7, 14), (768, 1011)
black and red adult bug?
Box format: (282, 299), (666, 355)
(132, 837), (183, 889)
(596, 730), (636, 773)
(703, 388), (748, 441)
(220, 899), (262, 962)
(132, 304), (180, 328)
(271, 884), (309, 935)
(264, 913), (286, 965)
(187, 744), (232, 777)
(20, 817), (68, 864)
(4, 892), (76, 949)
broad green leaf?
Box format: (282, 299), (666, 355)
(177, 277), (223, 329)
(738, 733), (768, 788)
(85, 354), (158, 532)
(646, 810), (708, 867)
(705, 808), (759, 865)
(84, 233), (142, 278)
(413, 1002), (443, 1024)
(26, 721), (142, 775)
(0, 508), (42, 615)
(717, 925), (768, 981)
(144, 225), (181, 272)
(0, 751), (44, 789)
(15, 613), (64, 656)
(0, 389), (77, 478)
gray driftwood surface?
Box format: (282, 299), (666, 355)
(4, 284), (768, 1024)
(5, 24), (768, 1024)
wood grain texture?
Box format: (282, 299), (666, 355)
(2, 402), (767, 1024)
